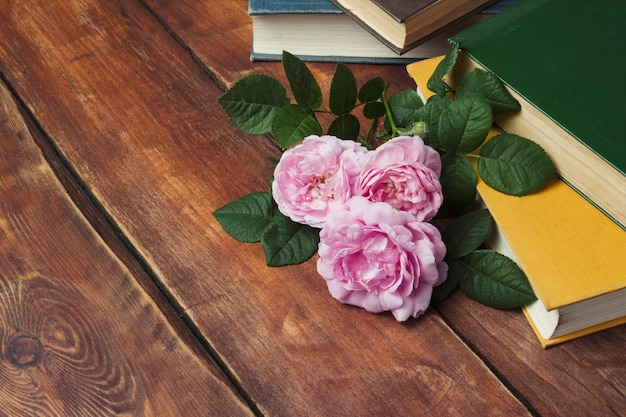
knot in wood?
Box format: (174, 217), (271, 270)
(6, 334), (43, 367)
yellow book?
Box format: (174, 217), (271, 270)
(407, 56), (626, 347)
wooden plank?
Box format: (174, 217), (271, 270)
(0, 80), (253, 415)
(436, 291), (626, 417)
(1, 0), (532, 415)
(144, 1), (626, 416)
(143, 0), (416, 97)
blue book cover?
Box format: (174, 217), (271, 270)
(249, 0), (515, 15)
(249, 0), (517, 64)
(482, 0), (518, 13)
(249, 0), (341, 15)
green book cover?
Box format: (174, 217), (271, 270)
(449, 0), (626, 226)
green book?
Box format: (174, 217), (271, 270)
(448, 0), (626, 229)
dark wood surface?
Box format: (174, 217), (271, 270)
(0, 1), (624, 416)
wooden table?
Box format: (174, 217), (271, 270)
(0, 1), (624, 416)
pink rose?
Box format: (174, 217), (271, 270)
(272, 135), (368, 228)
(355, 136), (443, 222)
(317, 197), (448, 321)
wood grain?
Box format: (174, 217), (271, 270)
(144, 1), (626, 415)
(0, 0), (624, 416)
(435, 291), (626, 417)
(0, 67), (252, 416)
(0, 1), (531, 416)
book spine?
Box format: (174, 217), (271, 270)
(250, 50), (422, 65)
(249, 0), (341, 15)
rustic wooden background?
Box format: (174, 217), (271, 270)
(0, 0), (624, 416)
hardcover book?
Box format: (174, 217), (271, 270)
(447, 0), (626, 229)
(407, 56), (626, 347)
(249, 0), (490, 64)
(329, 0), (499, 54)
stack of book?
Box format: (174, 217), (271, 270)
(407, 0), (626, 347)
(249, 0), (517, 64)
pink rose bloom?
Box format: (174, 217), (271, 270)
(317, 197), (448, 321)
(272, 135), (368, 228)
(355, 136), (443, 222)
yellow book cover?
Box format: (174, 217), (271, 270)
(407, 56), (626, 347)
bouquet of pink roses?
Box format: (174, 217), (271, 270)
(274, 134), (446, 321)
(215, 48), (556, 320)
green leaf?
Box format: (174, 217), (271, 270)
(427, 45), (458, 96)
(455, 250), (537, 309)
(439, 154), (477, 216)
(327, 114), (360, 139)
(262, 213), (320, 266)
(457, 68), (520, 114)
(363, 101), (386, 119)
(282, 51), (323, 110)
(431, 273), (459, 303)
(386, 89), (423, 129)
(329, 63), (357, 115)
(272, 104), (322, 149)
(412, 95), (451, 147)
(438, 93), (492, 154)
(477, 134), (557, 195)
(213, 192), (276, 242)
(358, 77), (385, 103)
(218, 74), (289, 134)
(442, 209), (492, 259)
